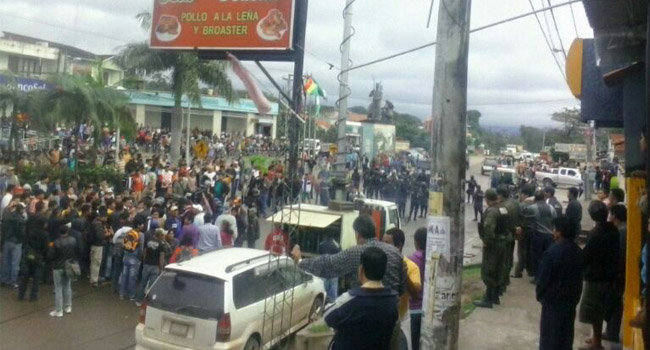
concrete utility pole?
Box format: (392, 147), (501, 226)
(185, 106), (191, 164)
(584, 120), (595, 201)
(333, 0), (354, 199)
(422, 0), (472, 348)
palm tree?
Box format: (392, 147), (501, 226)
(0, 80), (49, 154)
(117, 12), (233, 163)
(44, 74), (136, 165)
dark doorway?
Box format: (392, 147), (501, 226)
(161, 111), (172, 130)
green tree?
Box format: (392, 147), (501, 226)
(0, 84), (48, 154)
(467, 110), (482, 133)
(117, 12), (233, 163)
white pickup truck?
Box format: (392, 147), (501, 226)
(535, 167), (583, 188)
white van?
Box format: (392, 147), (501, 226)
(135, 248), (326, 350)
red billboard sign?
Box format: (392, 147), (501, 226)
(150, 0), (296, 51)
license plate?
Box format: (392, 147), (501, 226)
(169, 321), (189, 337)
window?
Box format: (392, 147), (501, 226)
(278, 264), (310, 288)
(388, 208), (399, 227)
(233, 267), (287, 309)
(568, 170), (577, 177)
(7, 56), (41, 75)
(148, 271), (225, 320)
(233, 269), (266, 309)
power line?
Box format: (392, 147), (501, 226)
(545, 0), (568, 60)
(569, 2), (580, 38)
(346, 0), (581, 72)
(527, 0), (567, 80)
(469, 97), (577, 106)
(0, 10), (130, 44)
(296, 44), (340, 70)
(540, 0), (558, 54)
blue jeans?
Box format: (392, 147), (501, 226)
(111, 253), (123, 293)
(120, 253), (141, 299)
(259, 193), (268, 216)
(102, 244), (113, 279)
(320, 189), (330, 206)
(324, 278), (338, 304)
(52, 269), (71, 313)
(410, 312), (422, 350)
(136, 265), (160, 302)
(1, 241), (22, 285)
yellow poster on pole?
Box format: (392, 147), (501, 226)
(429, 191), (443, 215)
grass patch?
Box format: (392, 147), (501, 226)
(307, 324), (331, 334)
(460, 264), (484, 319)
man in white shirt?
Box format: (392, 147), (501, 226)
(197, 213), (222, 253)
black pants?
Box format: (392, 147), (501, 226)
(18, 260), (43, 300)
(540, 303), (576, 350)
(411, 313), (422, 350)
(605, 294), (623, 341)
(397, 201), (406, 219)
(529, 232), (553, 278)
(473, 205), (483, 220)
(409, 203), (419, 220)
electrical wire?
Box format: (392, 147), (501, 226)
(545, 0), (568, 60)
(295, 44), (340, 70)
(0, 9), (129, 44)
(569, 2), (580, 38)
(469, 97), (577, 106)
(540, 0), (558, 55)
(527, 0), (567, 80)
(335, 0), (357, 151)
(345, 0), (581, 73)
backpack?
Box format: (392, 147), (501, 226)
(123, 229), (140, 252)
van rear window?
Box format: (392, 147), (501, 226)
(148, 270), (224, 320)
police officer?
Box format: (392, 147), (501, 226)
(496, 185), (520, 296)
(474, 189), (509, 308)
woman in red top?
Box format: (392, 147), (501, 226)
(264, 223), (289, 256)
(220, 221), (234, 248)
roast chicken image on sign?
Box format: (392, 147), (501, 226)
(257, 9), (288, 41)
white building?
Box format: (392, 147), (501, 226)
(127, 90), (279, 138)
(0, 31), (123, 86)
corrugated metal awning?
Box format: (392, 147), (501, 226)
(266, 209), (341, 228)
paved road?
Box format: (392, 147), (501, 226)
(0, 155), (494, 349)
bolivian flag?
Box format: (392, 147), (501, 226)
(304, 77), (326, 98)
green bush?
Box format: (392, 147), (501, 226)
(246, 155), (277, 174)
(17, 165), (125, 192)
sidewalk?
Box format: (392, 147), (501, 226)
(459, 276), (594, 349)
(458, 197), (615, 350)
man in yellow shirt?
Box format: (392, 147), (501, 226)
(383, 228), (422, 348)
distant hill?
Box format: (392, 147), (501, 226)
(482, 125), (521, 136)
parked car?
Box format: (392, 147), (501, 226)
(135, 248), (326, 350)
(481, 157), (498, 175)
(535, 167), (583, 188)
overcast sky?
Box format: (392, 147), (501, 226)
(0, 0), (592, 127)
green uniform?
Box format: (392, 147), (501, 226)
(479, 205), (509, 288)
(500, 198), (521, 289)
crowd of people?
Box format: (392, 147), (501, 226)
(0, 152), (274, 316)
(4, 123), (641, 350)
(471, 173), (638, 349)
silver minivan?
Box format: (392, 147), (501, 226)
(135, 248), (326, 350)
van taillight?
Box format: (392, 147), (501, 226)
(216, 313), (231, 342)
(139, 299), (147, 324)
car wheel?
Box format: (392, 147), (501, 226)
(243, 336), (261, 350)
(308, 297), (324, 322)
(543, 178), (553, 187)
